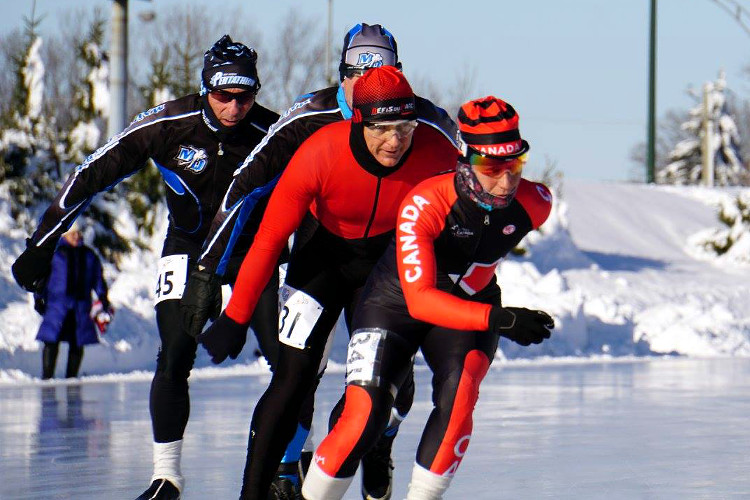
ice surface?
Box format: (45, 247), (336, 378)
(0, 357), (748, 499)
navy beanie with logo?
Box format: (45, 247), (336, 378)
(201, 35), (260, 94)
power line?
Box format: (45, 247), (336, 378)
(709, 0), (750, 37)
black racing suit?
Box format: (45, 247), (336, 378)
(26, 93), (279, 443)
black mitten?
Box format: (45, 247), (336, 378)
(12, 239), (55, 293)
(489, 306), (554, 346)
(34, 296), (47, 315)
(197, 312), (248, 364)
(180, 267), (223, 338)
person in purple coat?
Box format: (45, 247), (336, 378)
(34, 223), (110, 379)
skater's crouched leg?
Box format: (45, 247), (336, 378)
(151, 299), (198, 443)
(303, 328), (415, 500)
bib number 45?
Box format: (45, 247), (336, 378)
(154, 254), (188, 305)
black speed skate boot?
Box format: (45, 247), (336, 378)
(135, 479), (180, 500)
(361, 432), (395, 500)
(298, 450), (314, 482)
(268, 462), (301, 500)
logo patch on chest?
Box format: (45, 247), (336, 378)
(451, 224), (474, 238)
(502, 224), (516, 235)
(175, 145), (208, 173)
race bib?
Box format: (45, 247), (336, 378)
(346, 329), (386, 385)
(278, 285), (324, 349)
(154, 254), (188, 305)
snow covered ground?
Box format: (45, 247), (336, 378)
(1, 180), (749, 382)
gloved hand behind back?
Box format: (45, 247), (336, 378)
(197, 312), (248, 364)
(180, 268), (222, 338)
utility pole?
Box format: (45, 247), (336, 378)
(701, 83), (715, 187)
(646, 0), (657, 183)
(109, 0), (128, 139)
(325, 0), (334, 86)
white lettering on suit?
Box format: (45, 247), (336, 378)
(399, 195), (430, 283)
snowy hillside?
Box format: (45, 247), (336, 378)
(1, 180), (748, 382)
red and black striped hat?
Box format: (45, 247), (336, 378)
(352, 66), (416, 123)
(458, 96), (529, 158)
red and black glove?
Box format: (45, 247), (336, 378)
(197, 312), (248, 364)
(91, 299), (114, 334)
(489, 306), (554, 346)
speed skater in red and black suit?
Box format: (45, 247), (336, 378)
(301, 96), (556, 500)
(196, 66), (458, 500)
(179, 23), (457, 499)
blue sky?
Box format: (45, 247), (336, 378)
(3, 0), (749, 181)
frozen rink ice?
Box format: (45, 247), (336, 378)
(0, 357), (748, 499)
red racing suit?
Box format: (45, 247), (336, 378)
(304, 170), (552, 496)
(225, 120), (458, 324)
(197, 85), (457, 276)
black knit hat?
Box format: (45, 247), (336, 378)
(201, 35), (260, 93)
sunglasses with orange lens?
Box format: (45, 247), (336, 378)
(468, 151), (527, 177)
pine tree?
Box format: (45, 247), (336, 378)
(658, 71), (747, 186)
(698, 192), (750, 264)
(0, 14), (61, 225)
(66, 14), (134, 264)
(0, 12), (132, 265)
(67, 13), (108, 164)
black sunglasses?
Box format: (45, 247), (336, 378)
(342, 67), (368, 79)
(339, 62), (403, 81)
(210, 89), (255, 105)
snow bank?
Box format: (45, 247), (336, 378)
(1, 181), (749, 383)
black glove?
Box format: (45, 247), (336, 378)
(197, 312), (248, 364)
(180, 267), (223, 338)
(12, 239), (55, 293)
(34, 296), (47, 315)
(489, 306), (554, 346)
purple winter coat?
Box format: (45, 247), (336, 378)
(35, 240), (108, 346)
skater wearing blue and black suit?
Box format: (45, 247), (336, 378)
(11, 35), (279, 500)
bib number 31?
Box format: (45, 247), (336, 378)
(154, 254), (188, 305)
(278, 285), (324, 349)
